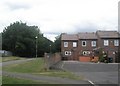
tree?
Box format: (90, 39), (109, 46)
(54, 35), (61, 52)
(2, 21), (53, 57)
(0, 33), (2, 50)
(37, 37), (54, 56)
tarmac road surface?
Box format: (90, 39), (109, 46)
(63, 61), (119, 85)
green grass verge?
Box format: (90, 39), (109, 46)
(0, 57), (2, 63)
(0, 75), (2, 85)
(32, 70), (83, 80)
(2, 56), (26, 62)
(0, 67), (2, 71)
(2, 75), (48, 84)
(3, 58), (44, 73)
(3, 58), (83, 80)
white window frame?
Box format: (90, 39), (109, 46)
(64, 42), (68, 47)
(82, 41), (86, 47)
(65, 51), (71, 56)
(114, 40), (119, 46)
(104, 40), (109, 46)
(73, 42), (77, 47)
(82, 51), (91, 56)
(91, 41), (96, 47)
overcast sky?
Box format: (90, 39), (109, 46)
(0, 0), (119, 41)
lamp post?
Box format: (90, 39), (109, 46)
(35, 36), (38, 58)
(49, 45), (51, 53)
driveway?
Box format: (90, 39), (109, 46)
(63, 61), (119, 85)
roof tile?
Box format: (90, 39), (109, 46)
(97, 31), (120, 38)
(61, 33), (78, 40)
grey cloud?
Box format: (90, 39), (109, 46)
(73, 22), (98, 33)
(5, 2), (31, 11)
(43, 22), (98, 35)
(74, 27), (97, 33)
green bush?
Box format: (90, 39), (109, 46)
(99, 56), (105, 62)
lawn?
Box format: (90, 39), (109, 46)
(0, 67), (2, 70)
(0, 57), (2, 63)
(3, 58), (83, 80)
(3, 58), (44, 73)
(32, 70), (83, 80)
(0, 75), (1, 85)
(2, 75), (48, 84)
(2, 56), (26, 62)
(2, 76), (73, 85)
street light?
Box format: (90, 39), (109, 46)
(49, 45), (51, 53)
(35, 36), (38, 58)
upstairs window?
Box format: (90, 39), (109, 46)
(91, 41), (96, 47)
(64, 42), (68, 47)
(73, 42), (77, 47)
(104, 40), (109, 46)
(82, 41), (86, 47)
(114, 40), (119, 46)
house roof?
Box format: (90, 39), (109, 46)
(97, 31), (120, 38)
(61, 33), (78, 40)
(78, 32), (97, 39)
(61, 31), (120, 41)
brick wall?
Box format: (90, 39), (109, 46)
(44, 53), (61, 69)
(79, 56), (91, 62)
(79, 56), (99, 62)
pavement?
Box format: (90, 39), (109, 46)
(62, 61), (119, 85)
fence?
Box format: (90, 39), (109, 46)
(44, 52), (61, 70)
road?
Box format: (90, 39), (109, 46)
(63, 61), (119, 85)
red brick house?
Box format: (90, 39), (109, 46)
(61, 31), (120, 62)
(96, 31), (120, 62)
(61, 33), (78, 60)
